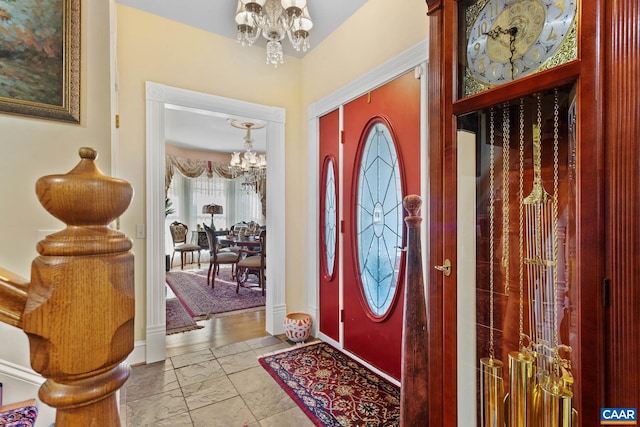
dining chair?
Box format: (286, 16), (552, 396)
(169, 222), (202, 270)
(204, 223), (239, 288)
(236, 229), (266, 295)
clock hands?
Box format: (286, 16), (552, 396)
(485, 26), (518, 79)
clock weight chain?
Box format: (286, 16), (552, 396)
(505, 97), (536, 427)
(479, 107), (505, 427)
(501, 101), (511, 296)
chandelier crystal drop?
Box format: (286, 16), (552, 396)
(228, 120), (266, 190)
(235, 0), (313, 66)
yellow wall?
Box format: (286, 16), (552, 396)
(0, 0), (111, 417)
(0, 0), (112, 277)
(116, 5), (302, 339)
(0, 0), (430, 358)
(116, 1), (429, 340)
(302, 0), (430, 103)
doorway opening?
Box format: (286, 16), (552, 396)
(145, 82), (287, 363)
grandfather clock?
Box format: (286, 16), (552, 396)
(424, 0), (639, 425)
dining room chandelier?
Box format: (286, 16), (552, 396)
(228, 120), (266, 187)
(235, 0), (313, 67)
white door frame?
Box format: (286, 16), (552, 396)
(306, 40), (429, 359)
(145, 82), (287, 363)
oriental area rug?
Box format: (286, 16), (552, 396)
(259, 342), (400, 427)
(165, 298), (203, 335)
(165, 266), (265, 321)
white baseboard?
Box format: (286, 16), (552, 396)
(126, 340), (147, 366)
(0, 360), (44, 387)
(268, 303), (287, 335)
(0, 359), (55, 427)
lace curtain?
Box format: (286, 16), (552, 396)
(166, 154), (266, 217)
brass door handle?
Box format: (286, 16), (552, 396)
(434, 259), (451, 276)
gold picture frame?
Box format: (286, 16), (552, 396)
(0, 0), (80, 123)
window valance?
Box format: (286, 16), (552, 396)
(165, 155), (213, 192)
(166, 154), (266, 217)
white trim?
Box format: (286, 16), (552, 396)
(0, 360), (45, 387)
(308, 40), (429, 119)
(317, 332), (341, 351)
(145, 82), (286, 363)
(306, 40), (429, 347)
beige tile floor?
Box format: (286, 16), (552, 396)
(123, 334), (317, 427)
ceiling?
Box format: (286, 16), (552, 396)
(117, 0), (368, 153)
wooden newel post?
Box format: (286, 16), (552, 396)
(22, 147), (134, 426)
(400, 194), (429, 425)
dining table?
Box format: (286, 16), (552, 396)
(219, 234), (263, 249)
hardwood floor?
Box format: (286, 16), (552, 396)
(165, 309), (268, 357)
(165, 263), (268, 358)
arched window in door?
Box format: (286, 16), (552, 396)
(322, 157), (338, 279)
(355, 120), (403, 318)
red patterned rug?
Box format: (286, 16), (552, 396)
(165, 266), (265, 320)
(166, 298), (203, 335)
(259, 342), (400, 426)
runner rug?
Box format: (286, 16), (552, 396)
(258, 342), (400, 426)
(166, 298), (203, 335)
(165, 266), (265, 320)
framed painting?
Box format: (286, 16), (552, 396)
(0, 0), (80, 123)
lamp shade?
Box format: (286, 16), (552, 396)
(298, 6), (313, 30)
(281, 0), (306, 9)
(202, 204), (223, 215)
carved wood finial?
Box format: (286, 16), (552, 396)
(403, 194), (422, 218)
(36, 147), (132, 227)
(403, 194), (423, 229)
(18, 147), (135, 426)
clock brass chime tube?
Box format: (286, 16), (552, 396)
(480, 357), (505, 427)
(521, 91), (576, 426)
(520, 94), (556, 427)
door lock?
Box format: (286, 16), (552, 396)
(434, 259), (451, 276)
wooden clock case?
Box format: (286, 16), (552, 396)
(422, 0), (639, 424)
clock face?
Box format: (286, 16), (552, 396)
(463, 0), (576, 95)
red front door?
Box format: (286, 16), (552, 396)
(341, 71), (421, 380)
(318, 109), (340, 343)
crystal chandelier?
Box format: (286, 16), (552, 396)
(235, 0), (313, 67)
(228, 120), (266, 190)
